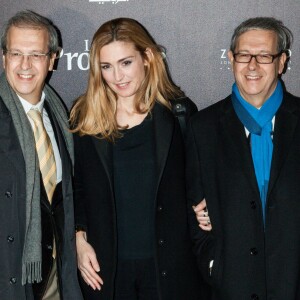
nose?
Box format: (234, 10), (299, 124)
(20, 55), (32, 70)
(114, 67), (124, 82)
(248, 56), (258, 70)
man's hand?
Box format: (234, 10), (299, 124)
(193, 199), (212, 231)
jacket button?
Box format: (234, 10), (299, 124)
(7, 236), (14, 243)
(9, 277), (17, 284)
(46, 244), (53, 250)
(157, 205), (163, 212)
(251, 294), (259, 300)
(161, 270), (167, 277)
(250, 248), (258, 255)
(158, 239), (165, 246)
(250, 201), (256, 209)
(5, 191), (12, 198)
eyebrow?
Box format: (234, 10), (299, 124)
(100, 55), (135, 64)
(236, 50), (273, 54)
(8, 48), (47, 53)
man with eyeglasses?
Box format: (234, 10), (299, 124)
(186, 17), (299, 299)
(0, 10), (82, 300)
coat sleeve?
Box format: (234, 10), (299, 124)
(185, 117), (216, 285)
(73, 133), (88, 231)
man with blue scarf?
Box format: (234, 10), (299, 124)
(186, 17), (299, 300)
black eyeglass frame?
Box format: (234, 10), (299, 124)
(232, 51), (283, 64)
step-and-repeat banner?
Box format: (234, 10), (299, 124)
(0, 1), (299, 109)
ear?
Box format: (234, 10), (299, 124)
(2, 52), (6, 69)
(227, 50), (235, 72)
(228, 50), (234, 64)
(144, 47), (153, 66)
(278, 52), (287, 75)
(48, 52), (56, 71)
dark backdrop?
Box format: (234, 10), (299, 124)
(0, 0), (299, 109)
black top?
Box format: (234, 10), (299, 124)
(113, 115), (156, 259)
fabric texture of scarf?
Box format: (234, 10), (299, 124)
(231, 81), (283, 222)
(0, 73), (74, 285)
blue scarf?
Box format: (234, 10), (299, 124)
(231, 81), (283, 223)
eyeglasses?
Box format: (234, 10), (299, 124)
(4, 50), (51, 62)
(233, 52), (283, 64)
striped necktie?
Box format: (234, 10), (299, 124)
(28, 108), (57, 203)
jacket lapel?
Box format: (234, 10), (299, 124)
(92, 137), (114, 191)
(268, 95), (299, 196)
(152, 103), (174, 193)
(220, 98), (260, 198)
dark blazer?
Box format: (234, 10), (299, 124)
(186, 92), (300, 300)
(74, 100), (203, 300)
(0, 96), (82, 300)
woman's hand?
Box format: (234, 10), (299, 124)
(76, 231), (104, 290)
(193, 198), (212, 231)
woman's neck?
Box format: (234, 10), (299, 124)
(116, 98), (147, 129)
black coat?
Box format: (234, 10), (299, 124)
(186, 92), (300, 300)
(74, 100), (203, 300)
(0, 95), (82, 300)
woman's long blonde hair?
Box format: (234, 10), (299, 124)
(70, 17), (183, 141)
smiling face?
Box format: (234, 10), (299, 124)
(3, 26), (55, 104)
(228, 29), (286, 107)
(99, 41), (147, 103)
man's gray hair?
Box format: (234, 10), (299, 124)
(1, 10), (59, 54)
(230, 17), (293, 54)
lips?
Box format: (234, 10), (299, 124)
(245, 75), (261, 80)
(18, 74), (33, 79)
(116, 82), (129, 88)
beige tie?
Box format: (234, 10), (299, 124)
(28, 108), (57, 203)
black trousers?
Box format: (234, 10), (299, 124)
(114, 257), (159, 300)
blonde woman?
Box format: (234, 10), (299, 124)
(70, 18), (202, 300)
